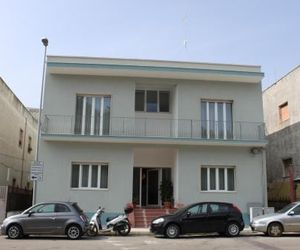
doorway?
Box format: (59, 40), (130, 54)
(132, 167), (171, 207)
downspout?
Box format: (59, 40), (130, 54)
(20, 117), (27, 188)
(262, 148), (268, 207)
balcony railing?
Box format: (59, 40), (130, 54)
(42, 115), (265, 141)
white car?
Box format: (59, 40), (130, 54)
(250, 202), (300, 236)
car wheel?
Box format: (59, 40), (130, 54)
(7, 224), (23, 239)
(165, 224), (180, 238)
(267, 223), (283, 237)
(66, 224), (82, 240)
(226, 222), (240, 237)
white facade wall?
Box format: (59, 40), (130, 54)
(175, 146), (265, 212)
(38, 57), (265, 220)
(37, 142), (133, 213)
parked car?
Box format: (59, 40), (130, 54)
(150, 202), (244, 238)
(250, 202), (300, 237)
(0, 202), (89, 239)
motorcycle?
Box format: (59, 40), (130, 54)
(87, 205), (133, 236)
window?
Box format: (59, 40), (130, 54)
(135, 90), (170, 112)
(30, 204), (55, 213)
(27, 136), (32, 153)
(71, 163), (108, 189)
(135, 90), (145, 111)
(279, 102), (289, 122)
(282, 158), (293, 178)
(292, 205), (300, 215)
(187, 203), (208, 216)
(201, 101), (232, 139)
(19, 129), (23, 148)
(209, 203), (230, 213)
(75, 95), (111, 136)
(201, 166), (235, 191)
(55, 204), (71, 213)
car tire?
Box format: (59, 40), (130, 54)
(267, 222), (283, 237)
(7, 224), (23, 239)
(66, 224), (82, 240)
(165, 224), (180, 239)
(226, 222), (240, 237)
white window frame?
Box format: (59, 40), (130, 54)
(201, 100), (232, 140)
(200, 166), (235, 192)
(77, 95), (110, 136)
(135, 90), (170, 113)
(71, 163), (109, 190)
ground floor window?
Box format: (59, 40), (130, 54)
(200, 166), (235, 191)
(71, 163), (108, 189)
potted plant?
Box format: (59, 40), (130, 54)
(132, 196), (139, 208)
(160, 179), (173, 208)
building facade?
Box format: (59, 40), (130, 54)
(0, 77), (38, 221)
(0, 77), (38, 189)
(263, 66), (300, 205)
(38, 56), (266, 223)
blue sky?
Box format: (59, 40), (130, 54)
(0, 0), (299, 108)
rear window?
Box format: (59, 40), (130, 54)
(72, 203), (83, 214)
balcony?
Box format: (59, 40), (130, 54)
(42, 115), (265, 145)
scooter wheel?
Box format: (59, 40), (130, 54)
(87, 226), (98, 236)
(117, 223), (131, 236)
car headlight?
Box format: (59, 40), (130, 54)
(152, 218), (165, 224)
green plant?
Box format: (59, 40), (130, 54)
(160, 179), (173, 202)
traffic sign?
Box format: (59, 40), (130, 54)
(31, 161), (44, 182)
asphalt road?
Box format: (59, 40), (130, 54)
(1, 233), (300, 250)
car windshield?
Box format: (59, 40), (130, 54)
(277, 203), (296, 213)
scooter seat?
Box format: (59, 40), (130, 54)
(106, 215), (118, 222)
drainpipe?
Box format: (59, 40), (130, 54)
(261, 149), (268, 207)
(20, 117), (27, 188)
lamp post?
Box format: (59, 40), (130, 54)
(32, 38), (48, 205)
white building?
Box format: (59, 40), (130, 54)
(38, 56), (266, 224)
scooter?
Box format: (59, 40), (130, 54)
(87, 205), (133, 236)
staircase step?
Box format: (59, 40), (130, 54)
(133, 208), (177, 228)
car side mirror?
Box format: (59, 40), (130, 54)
(288, 211), (295, 216)
(28, 211), (35, 217)
(186, 211), (191, 218)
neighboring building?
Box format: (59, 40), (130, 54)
(263, 66), (300, 206)
(0, 77), (38, 221)
(38, 56), (266, 224)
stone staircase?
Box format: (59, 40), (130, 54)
(133, 208), (176, 228)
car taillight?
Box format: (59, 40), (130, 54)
(80, 215), (86, 222)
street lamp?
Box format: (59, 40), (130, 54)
(32, 38), (48, 205)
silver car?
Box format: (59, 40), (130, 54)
(0, 202), (89, 239)
(250, 202), (300, 236)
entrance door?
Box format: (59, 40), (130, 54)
(147, 169), (159, 206)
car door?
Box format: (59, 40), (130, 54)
(22, 203), (56, 234)
(282, 205), (300, 232)
(206, 203), (230, 232)
(181, 203), (208, 233)
(53, 203), (72, 234)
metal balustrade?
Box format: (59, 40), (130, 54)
(42, 115), (265, 141)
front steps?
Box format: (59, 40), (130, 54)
(133, 208), (176, 228)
